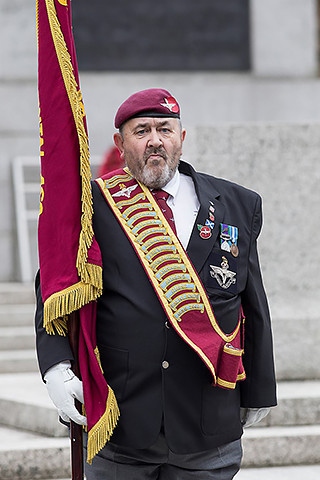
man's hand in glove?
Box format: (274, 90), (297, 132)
(240, 407), (271, 428)
(44, 360), (87, 425)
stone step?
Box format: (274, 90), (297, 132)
(0, 283), (34, 305)
(30, 465), (320, 480)
(259, 380), (320, 427)
(0, 304), (35, 326)
(1, 372), (320, 438)
(1, 373), (320, 436)
(0, 350), (38, 373)
(1, 423), (320, 480)
(0, 426), (70, 480)
(1, 373), (320, 477)
(0, 373), (67, 437)
(242, 424), (320, 468)
(1, 283), (320, 382)
(0, 326), (34, 350)
(237, 464), (320, 480)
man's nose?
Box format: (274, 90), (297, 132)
(147, 129), (163, 148)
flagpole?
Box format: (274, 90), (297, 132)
(68, 311), (84, 480)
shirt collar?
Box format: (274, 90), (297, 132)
(162, 169), (180, 201)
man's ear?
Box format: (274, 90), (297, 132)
(113, 132), (124, 156)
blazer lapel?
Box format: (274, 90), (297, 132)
(179, 162), (225, 273)
(187, 196), (225, 273)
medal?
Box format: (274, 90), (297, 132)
(220, 223), (239, 255)
(230, 243), (239, 257)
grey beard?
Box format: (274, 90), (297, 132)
(139, 159), (179, 189)
(141, 163), (172, 189)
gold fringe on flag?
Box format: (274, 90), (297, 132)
(43, 275), (103, 335)
(86, 387), (120, 464)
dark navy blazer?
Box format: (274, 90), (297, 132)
(35, 161), (277, 454)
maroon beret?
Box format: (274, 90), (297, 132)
(114, 88), (180, 129)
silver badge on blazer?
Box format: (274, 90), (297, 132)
(209, 256), (236, 289)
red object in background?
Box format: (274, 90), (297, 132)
(97, 146), (124, 176)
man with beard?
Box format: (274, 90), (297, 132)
(35, 88), (277, 479)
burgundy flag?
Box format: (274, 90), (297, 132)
(36, 0), (119, 463)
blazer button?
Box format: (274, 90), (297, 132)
(162, 360), (170, 369)
(165, 321), (170, 329)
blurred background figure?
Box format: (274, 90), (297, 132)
(97, 145), (124, 176)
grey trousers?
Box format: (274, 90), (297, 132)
(84, 432), (242, 480)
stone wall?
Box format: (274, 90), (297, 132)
(1, 0), (319, 282)
(185, 123), (320, 380)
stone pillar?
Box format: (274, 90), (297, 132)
(250, 0), (318, 76)
(0, 0), (38, 281)
(0, 0), (37, 79)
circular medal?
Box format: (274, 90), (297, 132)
(230, 244), (239, 257)
(199, 226), (212, 239)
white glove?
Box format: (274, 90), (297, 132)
(44, 361), (87, 425)
(240, 407), (270, 428)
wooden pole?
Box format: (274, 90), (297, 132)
(68, 311), (84, 480)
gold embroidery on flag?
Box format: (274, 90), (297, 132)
(39, 111), (44, 157)
(39, 175), (45, 215)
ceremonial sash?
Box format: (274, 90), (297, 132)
(96, 169), (246, 389)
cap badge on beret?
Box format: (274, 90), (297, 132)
(160, 97), (179, 113)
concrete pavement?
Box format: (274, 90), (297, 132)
(35, 464), (320, 479)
